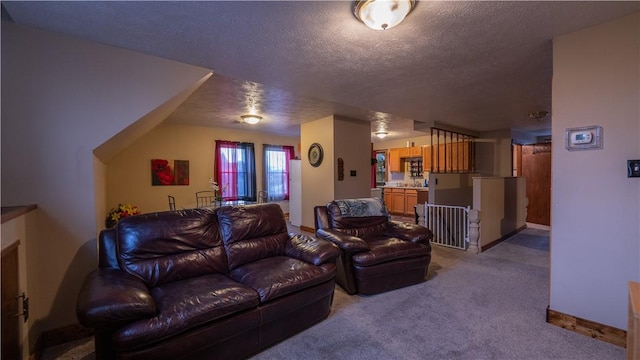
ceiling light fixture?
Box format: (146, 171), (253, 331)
(375, 131), (388, 139)
(240, 114), (262, 125)
(354, 0), (416, 31)
(529, 111), (549, 121)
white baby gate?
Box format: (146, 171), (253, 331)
(422, 204), (470, 250)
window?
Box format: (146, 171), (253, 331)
(263, 145), (294, 201)
(215, 140), (256, 201)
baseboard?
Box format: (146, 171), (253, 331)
(300, 225), (315, 234)
(546, 306), (627, 347)
(480, 225), (526, 252)
(31, 323), (94, 359)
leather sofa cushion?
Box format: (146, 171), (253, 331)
(228, 256), (336, 303)
(112, 274), (259, 351)
(326, 201), (388, 239)
(118, 209), (227, 287)
(352, 237), (430, 267)
(217, 204), (289, 270)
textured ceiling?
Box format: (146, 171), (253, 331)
(4, 1), (639, 140)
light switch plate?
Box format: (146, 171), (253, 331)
(628, 160), (640, 178)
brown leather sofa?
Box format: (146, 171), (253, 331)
(314, 198), (432, 295)
(77, 203), (340, 360)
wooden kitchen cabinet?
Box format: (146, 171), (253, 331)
(383, 189), (393, 210)
(430, 141), (471, 173)
(391, 188), (406, 214)
(422, 145), (431, 172)
(409, 146), (422, 157)
(385, 188), (422, 215)
(404, 189), (418, 215)
(388, 148), (401, 172)
(398, 147), (410, 158)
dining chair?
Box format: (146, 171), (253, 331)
(258, 190), (268, 203)
(195, 191), (217, 208)
(168, 195), (176, 211)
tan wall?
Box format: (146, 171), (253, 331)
(429, 173), (478, 207)
(301, 116), (335, 228)
(475, 129), (513, 177)
(472, 177), (527, 249)
(1, 22), (210, 340)
(334, 116), (372, 200)
(106, 123), (299, 214)
(550, 13), (640, 329)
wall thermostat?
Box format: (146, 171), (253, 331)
(570, 131), (592, 144)
(565, 125), (602, 151)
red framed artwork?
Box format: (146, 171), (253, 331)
(151, 159), (189, 186)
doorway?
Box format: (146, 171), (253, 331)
(374, 150), (386, 187)
(514, 143), (551, 226)
(2, 244), (21, 359)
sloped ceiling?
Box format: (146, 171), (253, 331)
(4, 1), (639, 139)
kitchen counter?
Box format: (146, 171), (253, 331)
(381, 186), (429, 215)
(380, 185), (429, 191)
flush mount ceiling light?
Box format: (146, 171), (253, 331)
(240, 114), (262, 125)
(375, 131), (388, 139)
(529, 111), (549, 121)
(354, 0), (416, 30)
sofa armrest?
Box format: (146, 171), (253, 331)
(76, 268), (157, 328)
(315, 228), (370, 252)
(285, 233), (341, 265)
(386, 221), (433, 245)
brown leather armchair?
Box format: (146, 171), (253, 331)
(314, 198), (432, 295)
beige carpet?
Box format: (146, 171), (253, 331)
(41, 337), (94, 360)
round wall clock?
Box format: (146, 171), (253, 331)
(308, 143), (324, 167)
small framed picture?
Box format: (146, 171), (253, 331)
(564, 125), (602, 151)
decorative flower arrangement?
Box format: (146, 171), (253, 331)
(105, 204), (141, 228)
(208, 178), (228, 201)
(151, 159), (174, 185)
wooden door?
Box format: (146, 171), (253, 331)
(522, 144), (551, 226)
(2, 244), (21, 360)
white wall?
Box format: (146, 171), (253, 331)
(1, 23), (210, 339)
(106, 123), (299, 213)
(550, 13), (640, 330)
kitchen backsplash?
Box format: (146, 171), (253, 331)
(388, 169), (429, 187)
